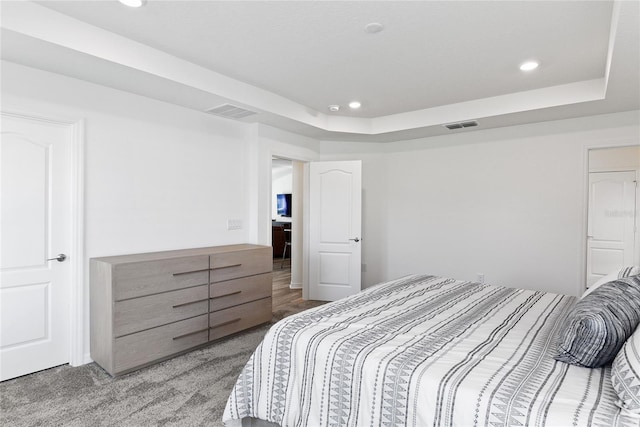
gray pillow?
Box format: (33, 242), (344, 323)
(555, 275), (640, 368)
(619, 266), (640, 278)
(611, 325), (640, 414)
(582, 266), (640, 299)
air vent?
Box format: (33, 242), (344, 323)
(205, 104), (257, 120)
(443, 120), (479, 130)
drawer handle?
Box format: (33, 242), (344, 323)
(210, 290), (241, 299)
(172, 269), (209, 276)
(210, 318), (241, 329)
(210, 263), (242, 271)
(172, 328), (209, 340)
(172, 298), (208, 309)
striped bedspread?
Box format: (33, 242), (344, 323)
(223, 275), (635, 426)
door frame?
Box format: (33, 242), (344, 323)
(247, 125), (321, 302)
(2, 108), (86, 367)
(582, 143), (640, 295)
(267, 152), (312, 298)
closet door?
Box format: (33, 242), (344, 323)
(586, 171), (637, 287)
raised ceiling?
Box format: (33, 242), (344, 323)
(30, 1), (613, 117)
(1, 1), (639, 142)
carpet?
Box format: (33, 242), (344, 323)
(0, 303), (323, 427)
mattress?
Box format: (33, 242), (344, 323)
(224, 275), (635, 426)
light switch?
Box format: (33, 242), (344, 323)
(227, 219), (243, 230)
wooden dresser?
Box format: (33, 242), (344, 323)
(90, 244), (272, 376)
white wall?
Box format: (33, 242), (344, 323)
(255, 125), (320, 247)
(2, 62), (325, 363)
(2, 61), (255, 361)
(321, 111), (640, 296)
(4, 59), (639, 365)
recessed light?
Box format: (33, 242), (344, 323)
(328, 105), (340, 112)
(119, 0), (146, 7)
(348, 101), (362, 109)
(519, 61), (539, 71)
(365, 23), (384, 34)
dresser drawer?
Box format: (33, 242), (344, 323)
(209, 273), (272, 312)
(209, 248), (271, 283)
(114, 285), (209, 337)
(209, 298), (272, 341)
(113, 256), (209, 301)
(114, 315), (208, 374)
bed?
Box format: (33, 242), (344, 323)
(223, 275), (637, 426)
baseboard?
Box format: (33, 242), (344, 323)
(289, 282), (302, 289)
(69, 352), (92, 367)
(82, 353), (93, 365)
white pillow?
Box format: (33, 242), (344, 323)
(582, 266), (640, 299)
(611, 325), (640, 415)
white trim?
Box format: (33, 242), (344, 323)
(267, 155), (274, 247)
(589, 166), (638, 173)
(69, 119), (86, 366)
(2, 108), (87, 367)
(270, 151), (315, 163)
(81, 352), (93, 365)
(633, 169), (640, 265)
(302, 162), (310, 301)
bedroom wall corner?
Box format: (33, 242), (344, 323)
(1, 60), (256, 363)
(319, 111), (640, 296)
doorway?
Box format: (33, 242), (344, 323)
(585, 146), (640, 289)
(270, 157), (309, 314)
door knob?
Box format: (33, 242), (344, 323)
(47, 254), (67, 262)
(349, 237), (360, 242)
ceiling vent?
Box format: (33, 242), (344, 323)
(205, 104), (257, 120)
(443, 120), (478, 130)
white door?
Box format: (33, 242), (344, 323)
(0, 113), (72, 381)
(308, 161), (362, 301)
(586, 171), (637, 287)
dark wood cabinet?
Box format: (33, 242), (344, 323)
(272, 222), (291, 259)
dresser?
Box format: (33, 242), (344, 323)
(90, 244), (272, 376)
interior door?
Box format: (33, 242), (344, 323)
(586, 171), (637, 287)
(0, 113), (72, 381)
(308, 161), (362, 301)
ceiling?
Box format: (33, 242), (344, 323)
(1, 1), (639, 142)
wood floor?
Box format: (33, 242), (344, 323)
(272, 259), (325, 316)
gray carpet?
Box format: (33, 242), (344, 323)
(0, 303), (323, 427)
